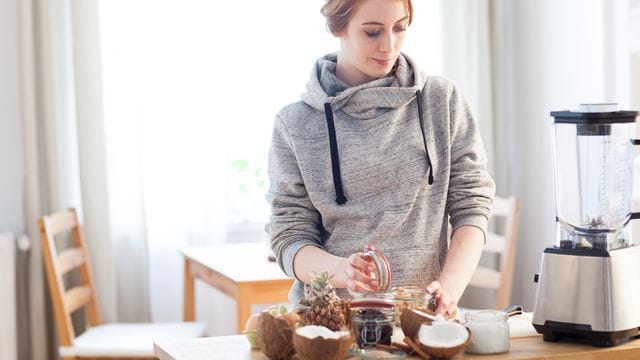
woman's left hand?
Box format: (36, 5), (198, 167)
(426, 280), (458, 319)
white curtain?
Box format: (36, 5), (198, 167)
(20, 0), (87, 357)
(441, 0), (496, 177)
(20, 1), (151, 358)
(443, 0), (635, 311)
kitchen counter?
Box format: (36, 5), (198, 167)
(154, 329), (640, 359)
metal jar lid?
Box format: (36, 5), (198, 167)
(362, 243), (391, 291)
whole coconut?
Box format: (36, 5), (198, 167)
(400, 307), (434, 339)
(256, 311), (296, 359)
(293, 325), (352, 360)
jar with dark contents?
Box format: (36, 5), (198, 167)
(350, 293), (395, 349)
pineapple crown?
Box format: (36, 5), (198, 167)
(306, 271), (340, 302)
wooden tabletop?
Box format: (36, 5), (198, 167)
(155, 332), (640, 360)
(181, 243), (290, 283)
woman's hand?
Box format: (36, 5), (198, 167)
(293, 246), (380, 291)
(426, 280), (458, 319)
(344, 253), (379, 293)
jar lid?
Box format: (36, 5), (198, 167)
(363, 244), (391, 291)
(350, 292), (395, 309)
(464, 310), (508, 323)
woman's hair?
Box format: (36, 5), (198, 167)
(321, 0), (413, 35)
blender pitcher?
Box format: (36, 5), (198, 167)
(552, 104), (640, 250)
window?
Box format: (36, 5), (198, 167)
(99, 1), (443, 240)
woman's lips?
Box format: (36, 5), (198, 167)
(373, 58), (391, 66)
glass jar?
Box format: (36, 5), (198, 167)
(392, 286), (436, 326)
(464, 310), (510, 354)
(350, 292), (396, 349)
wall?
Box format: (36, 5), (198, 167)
(0, 0), (25, 234)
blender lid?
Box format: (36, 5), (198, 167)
(551, 103), (638, 124)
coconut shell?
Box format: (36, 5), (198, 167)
(293, 327), (352, 360)
(417, 322), (471, 358)
(400, 307), (434, 339)
(256, 312), (296, 360)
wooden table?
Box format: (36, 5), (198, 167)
(182, 243), (294, 333)
(155, 333), (640, 360)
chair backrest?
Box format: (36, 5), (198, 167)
(39, 208), (102, 346)
(467, 196), (521, 309)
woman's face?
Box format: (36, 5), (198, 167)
(336, 0), (409, 86)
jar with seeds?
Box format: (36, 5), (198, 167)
(391, 285), (436, 326)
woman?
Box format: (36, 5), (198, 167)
(266, 0), (495, 318)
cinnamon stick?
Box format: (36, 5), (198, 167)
(404, 336), (432, 359)
(391, 341), (414, 354)
(373, 343), (413, 354)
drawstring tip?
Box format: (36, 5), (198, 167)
(336, 195), (347, 205)
(428, 169), (434, 185)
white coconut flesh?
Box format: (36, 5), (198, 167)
(418, 321), (469, 348)
(296, 325), (350, 340)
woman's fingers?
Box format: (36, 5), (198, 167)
(348, 253), (375, 273)
(346, 253), (380, 289)
(425, 280), (458, 319)
(346, 278), (377, 293)
(433, 291), (456, 319)
(346, 264), (374, 284)
(435, 296), (449, 317)
(426, 280), (440, 294)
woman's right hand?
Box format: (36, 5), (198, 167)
(344, 253), (379, 293)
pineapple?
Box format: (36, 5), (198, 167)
(303, 272), (346, 331)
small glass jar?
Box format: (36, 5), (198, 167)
(350, 292), (396, 349)
(392, 286), (436, 326)
(464, 310), (510, 354)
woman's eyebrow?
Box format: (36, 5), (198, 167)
(361, 15), (409, 26)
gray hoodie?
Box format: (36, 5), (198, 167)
(266, 53), (495, 304)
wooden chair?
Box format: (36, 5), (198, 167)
(39, 208), (206, 360)
(467, 196), (521, 309)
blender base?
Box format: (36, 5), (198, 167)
(532, 245), (640, 347)
(533, 322), (640, 347)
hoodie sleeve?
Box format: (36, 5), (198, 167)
(265, 114), (323, 280)
(445, 84), (496, 239)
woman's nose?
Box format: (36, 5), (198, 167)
(379, 32), (394, 53)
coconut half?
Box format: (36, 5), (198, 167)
(256, 312), (296, 360)
(417, 321), (470, 358)
(400, 307), (434, 340)
(293, 325), (352, 360)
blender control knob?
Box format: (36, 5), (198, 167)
(534, 273), (539, 283)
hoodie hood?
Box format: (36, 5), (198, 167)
(300, 52), (427, 119)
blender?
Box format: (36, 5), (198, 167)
(532, 103), (640, 346)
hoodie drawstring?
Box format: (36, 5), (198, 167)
(324, 91), (434, 205)
(324, 103), (348, 205)
(416, 90), (434, 185)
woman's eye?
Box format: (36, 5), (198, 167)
(394, 26), (407, 33)
(365, 31), (381, 38)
